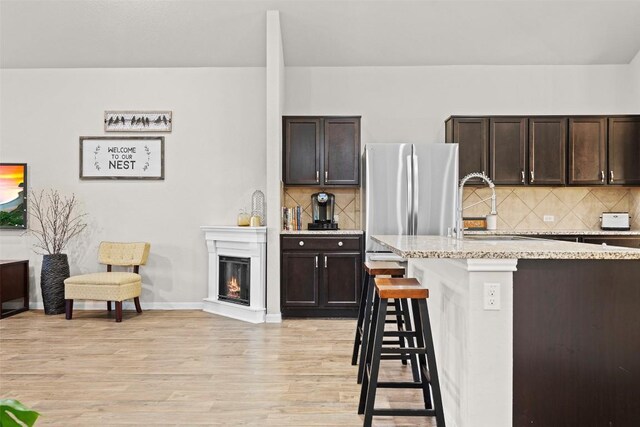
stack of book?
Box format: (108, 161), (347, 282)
(282, 206), (303, 231)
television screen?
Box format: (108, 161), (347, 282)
(0, 163), (27, 229)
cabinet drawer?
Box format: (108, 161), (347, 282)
(281, 236), (361, 251)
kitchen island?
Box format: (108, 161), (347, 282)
(372, 235), (640, 427)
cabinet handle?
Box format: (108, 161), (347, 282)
(610, 170), (614, 183)
(338, 241), (343, 247)
(325, 171), (328, 181)
(530, 170), (534, 183)
(299, 241), (304, 246)
(521, 170), (525, 183)
(316, 171), (319, 183)
(324, 256), (328, 268)
(315, 256), (318, 268)
(601, 171), (605, 183)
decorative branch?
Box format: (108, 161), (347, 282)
(26, 189), (88, 255)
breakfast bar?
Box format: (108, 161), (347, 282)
(372, 235), (640, 427)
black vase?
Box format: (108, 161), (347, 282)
(41, 253), (70, 315)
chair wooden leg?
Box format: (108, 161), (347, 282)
(134, 297), (142, 314)
(115, 301), (122, 322)
(352, 270), (370, 365)
(65, 299), (73, 320)
(358, 276), (376, 384)
(107, 301), (112, 312)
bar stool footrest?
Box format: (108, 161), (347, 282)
(380, 355), (411, 360)
(381, 347), (426, 355)
(372, 409), (437, 417)
(383, 331), (415, 337)
(376, 381), (425, 389)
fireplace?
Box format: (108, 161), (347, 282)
(202, 225), (267, 323)
(218, 256), (250, 306)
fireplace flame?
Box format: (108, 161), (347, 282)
(227, 275), (241, 298)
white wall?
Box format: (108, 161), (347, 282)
(632, 50), (640, 107)
(285, 65), (638, 144)
(265, 10), (285, 321)
(0, 67), (266, 307)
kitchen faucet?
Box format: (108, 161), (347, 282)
(456, 172), (497, 240)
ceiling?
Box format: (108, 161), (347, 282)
(2, 0), (640, 68)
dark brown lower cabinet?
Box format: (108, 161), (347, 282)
(514, 259), (640, 426)
(582, 237), (640, 249)
(322, 252), (361, 307)
(281, 252), (319, 308)
(281, 235), (362, 317)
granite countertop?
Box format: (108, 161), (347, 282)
(372, 235), (640, 260)
(466, 229), (640, 236)
(281, 229), (364, 235)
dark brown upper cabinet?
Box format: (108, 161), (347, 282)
(447, 115), (640, 187)
(528, 117), (567, 185)
(324, 118), (360, 185)
(490, 117), (527, 185)
(445, 117), (489, 183)
(608, 117), (640, 185)
(283, 116), (361, 186)
(568, 117), (607, 185)
(283, 118), (321, 185)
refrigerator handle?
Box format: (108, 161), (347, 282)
(406, 154), (413, 235)
(411, 153), (418, 235)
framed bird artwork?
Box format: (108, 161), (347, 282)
(104, 111), (172, 132)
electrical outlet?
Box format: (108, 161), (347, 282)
(543, 215), (555, 222)
(483, 282), (501, 310)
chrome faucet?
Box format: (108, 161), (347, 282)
(456, 172), (497, 240)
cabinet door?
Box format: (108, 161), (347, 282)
(452, 118), (489, 183)
(528, 118), (567, 185)
(283, 118), (321, 185)
(490, 117), (527, 185)
(321, 252), (361, 308)
(608, 117), (640, 185)
(324, 118), (360, 185)
(568, 117), (607, 185)
(281, 252), (319, 307)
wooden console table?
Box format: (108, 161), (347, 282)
(0, 260), (29, 319)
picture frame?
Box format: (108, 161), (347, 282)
(80, 136), (164, 180)
(0, 163), (28, 229)
(104, 110), (172, 132)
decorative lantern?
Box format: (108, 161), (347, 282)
(251, 190), (265, 226)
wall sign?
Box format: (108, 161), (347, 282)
(80, 136), (164, 180)
(104, 110), (172, 132)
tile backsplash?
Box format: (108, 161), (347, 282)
(282, 187), (361, 230)
(463, 187), (640, 231)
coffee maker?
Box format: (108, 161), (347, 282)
(308, 192), (338, 230)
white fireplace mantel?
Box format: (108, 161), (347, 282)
(201, 226), (267, 323)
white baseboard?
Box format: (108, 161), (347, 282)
(265, 313), (282, 323)
(31, 301), (204, 310)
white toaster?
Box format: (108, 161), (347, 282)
(600, 212), (630, 230)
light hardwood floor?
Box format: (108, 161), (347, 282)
(0, 310), (436, 426)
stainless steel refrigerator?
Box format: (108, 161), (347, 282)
(363, 143), (459, 261)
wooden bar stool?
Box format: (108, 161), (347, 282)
(353, 261), (419, 385)
(358, 277), (445, 427)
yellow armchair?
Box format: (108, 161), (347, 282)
(64, 242), (150, 322)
